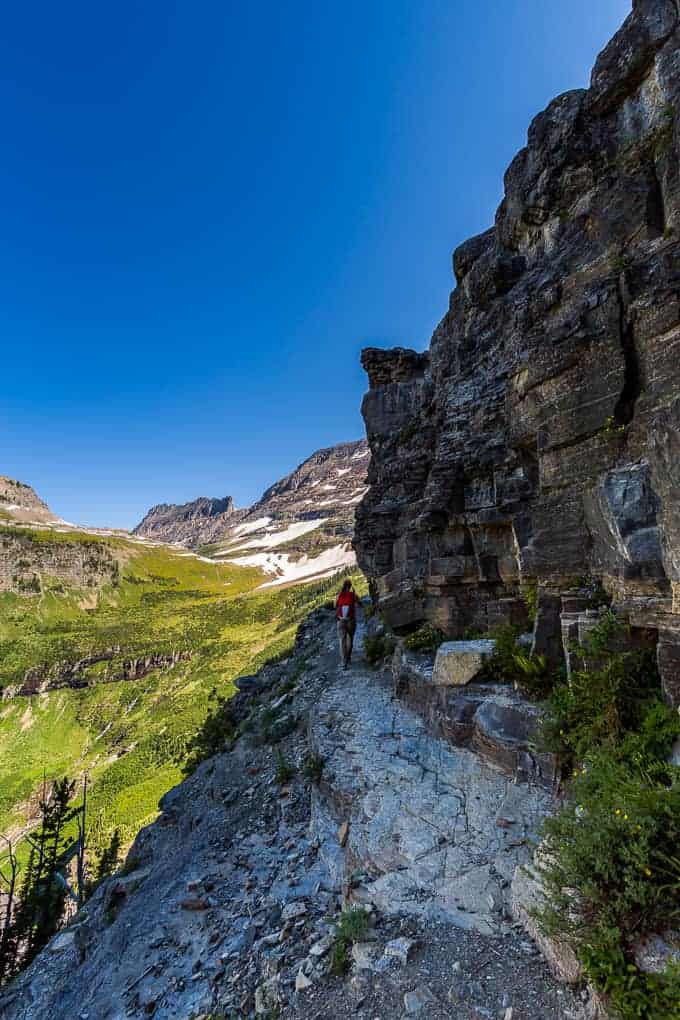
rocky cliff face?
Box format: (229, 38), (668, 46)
(355, 0), (680, 705)
(252, 440), (369, 520)
(0, 529), (120, 596)
(7, 648), (192, 698)
(212, 440), (368, 585)
(133, 495), (239, 548)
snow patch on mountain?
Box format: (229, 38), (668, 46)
(226, 543), (356, 587)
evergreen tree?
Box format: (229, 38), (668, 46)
(6, 777), (77, 977)
(0, 837), (19, 984)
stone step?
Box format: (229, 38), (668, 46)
(393, 646), (558, 790)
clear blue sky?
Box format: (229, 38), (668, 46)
(2, 0), (630, 528)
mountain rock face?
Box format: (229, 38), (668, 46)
(252, 439), (369, 518)
(0, 477), (59, 525)
(0, 529), (120, 597)
(355, 0), (680, 706)
(133, 495), (239, 548)
(212, 439), (368, 585)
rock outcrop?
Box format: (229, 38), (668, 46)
(0, 528), (120, 596)
(0, 477), (61, 526)
(355, 0), (680, 705)
(132, 495), (240, 548)
(6, 648), (192, 698)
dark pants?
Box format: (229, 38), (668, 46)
(337, 618), (356, 665)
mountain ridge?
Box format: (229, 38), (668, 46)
(132, 438), (369, 587)
(132, 495), (240, 548)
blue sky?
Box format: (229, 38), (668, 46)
(2, 0), (630, 528)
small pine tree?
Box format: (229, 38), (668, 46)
(0, 838), (19, 984)
(6, 777), (77, 977)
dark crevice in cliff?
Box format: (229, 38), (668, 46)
(613, 274), (642, 428)
(646, 160), (667, 238)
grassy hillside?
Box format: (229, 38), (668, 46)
(0, 526), (361, 855)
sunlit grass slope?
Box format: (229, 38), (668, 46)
(0, 527), (361, 853)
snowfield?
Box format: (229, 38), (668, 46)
(230, 516), (273, 537)
(224, 542), (356, 587)
(220, 518), (326, 554)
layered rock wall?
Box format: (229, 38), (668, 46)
(0, 528), (120, 595)
(355, 0), (680, 703)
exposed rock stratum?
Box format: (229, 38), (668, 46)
(355, 0), (680, 706)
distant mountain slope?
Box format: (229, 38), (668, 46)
(0, 476), (61, 526)
(132, 495), (241, 548)
(133, 439), (370, 586)
(214, 439), (368, 586)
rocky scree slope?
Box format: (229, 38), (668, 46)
(355, 0), (680, 705)
(135, 440), (370, 587)
(0, 610), (587, 1020)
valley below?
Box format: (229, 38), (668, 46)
(0, 444), (367, 861)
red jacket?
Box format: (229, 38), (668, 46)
(336, 591), (358, 620)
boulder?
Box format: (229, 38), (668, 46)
(432, 641), (496, 686)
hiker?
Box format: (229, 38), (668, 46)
(335, 579), (359, 669)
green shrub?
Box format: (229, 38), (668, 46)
(535, 613), (680, 1019)
(363, 632), (395, 668)
(404, 623), (444, 653)
(538, 752), (680, 1019)
(303, 753), (324, 783)
(274, 751), (295, 785)
(479, 625), (548, 692)
(541, 615), (668, 770)
(329, 908), (371, 976)
(524, 585), (538, 626)
(481, 624), (522, 680)
(512, 649), (550, 698)
(183, 688), (236, 773)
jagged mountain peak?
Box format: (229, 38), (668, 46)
(132, 495), (239, 548)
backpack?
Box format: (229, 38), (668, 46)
(336, 591), (356, 620)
